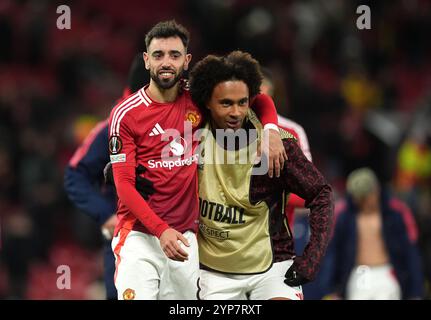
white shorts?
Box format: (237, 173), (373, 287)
(198, 260), (303, 300)
(346, 264), (401, 300)
(112, 228), (200, 300)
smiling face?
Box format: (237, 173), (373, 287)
(207, 80), (249, 131)
(143, 36), (191, 89)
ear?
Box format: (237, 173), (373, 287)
(143, 52), (150, 70)
(183, 53), (192, 71)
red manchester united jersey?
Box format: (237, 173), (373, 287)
(108, 85), (202, 237)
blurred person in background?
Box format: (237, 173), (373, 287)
(321, 167), (424, 300)
(260, 67), (312, 228)
(63, 54), (147, 300)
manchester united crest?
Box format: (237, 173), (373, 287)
(123, 288), (136, 300)
(185, 109), (201, 128)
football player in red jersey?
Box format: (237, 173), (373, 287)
(109, 20), (286, 300)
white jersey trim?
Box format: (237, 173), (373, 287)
(139, 89), (151, 106)
(110, 93), (142, 136)
(140, 87), (154, 105)
(114, 100), (144, 137)
(277, 115), (312, 162)
(110, 94), (143, 136)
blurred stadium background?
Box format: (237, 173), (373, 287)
(0, 0), (430, 299)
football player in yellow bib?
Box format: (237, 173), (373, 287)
(188, 51), (334, 300)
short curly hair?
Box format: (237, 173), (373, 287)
(145, 20), (190, 51)
(189, 51), (263, 111)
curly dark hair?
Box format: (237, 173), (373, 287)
(145, 20), (190, 51)
(189, 51), (263, 111)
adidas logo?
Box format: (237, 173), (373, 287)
(149, 123), (165, 136)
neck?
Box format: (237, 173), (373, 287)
(210, 118), (256, 151)
(358, 203), (379, 215)
(146, 80), (179, 103)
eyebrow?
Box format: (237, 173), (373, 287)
(218, 97), (249, 103)
(151, 50), (182, 55)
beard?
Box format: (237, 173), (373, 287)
(150, 67), (184, 90)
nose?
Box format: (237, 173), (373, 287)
(161, 56), (174, 69)
(229, 105), (242, 118)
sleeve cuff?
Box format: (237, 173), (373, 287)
(263, 123), (280, 132)
(154, 224), (170, 239)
